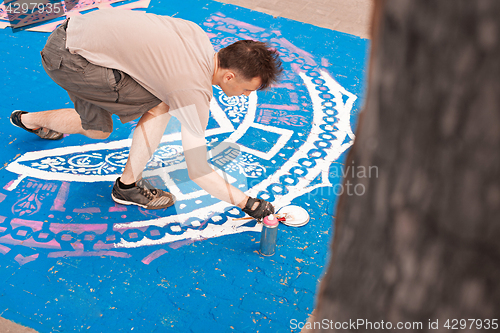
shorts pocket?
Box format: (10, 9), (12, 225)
(105, 68), (123, 91)
(40, 50), (62, 71)
(62, 53), (91, 74)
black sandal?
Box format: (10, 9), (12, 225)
(242, 197), (275, 220)
(10, 110), (63, 140)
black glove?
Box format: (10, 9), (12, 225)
(242, 197), (275, 220)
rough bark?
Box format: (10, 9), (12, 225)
(314, 1), (500, 331)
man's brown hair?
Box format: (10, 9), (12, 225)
(218, 40), (283, 90)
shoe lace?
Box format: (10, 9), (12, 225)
(139, 187), (155, 201)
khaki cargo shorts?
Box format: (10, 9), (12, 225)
(40, 19), (162, 133)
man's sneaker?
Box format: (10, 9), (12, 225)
(10, 110), (64, 140)
(111, 178), (176, 210)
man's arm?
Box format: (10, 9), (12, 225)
(181, 125), (249, 208)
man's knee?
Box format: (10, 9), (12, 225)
(85, 130), (111, 139)
(98, 131), (112, 139)
(148, 102), (169, 117)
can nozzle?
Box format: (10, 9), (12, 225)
(263, 214), (278, 227)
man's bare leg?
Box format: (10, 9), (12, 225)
(120, 102), (171, 184)
(21, 108), (110, 139)
(116, 102), (269, 215)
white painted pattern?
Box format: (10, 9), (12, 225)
(5, 98), (237, 184)
(114, 72), (357, 248)
(5, 71), (356, 249)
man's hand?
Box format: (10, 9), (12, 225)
(242, 197), (275, 220)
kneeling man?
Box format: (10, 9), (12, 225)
(11, 9), (281, 219)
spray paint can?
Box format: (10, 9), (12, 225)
(259, 214), (278, 256)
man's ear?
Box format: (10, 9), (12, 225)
(224, 71), (235, 82)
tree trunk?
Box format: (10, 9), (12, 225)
(313, 0), (500, 331)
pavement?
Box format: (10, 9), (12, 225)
(0, 0), (371, 332)
(219, 0), (372, 38)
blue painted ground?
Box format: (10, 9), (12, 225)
(0, 0), (369, 332)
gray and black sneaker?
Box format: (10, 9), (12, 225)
(111, 178), (176, 210)
(10, 110), (63, 140)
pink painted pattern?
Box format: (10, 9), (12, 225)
(211, 15), (265, 33)
(47, 250), (131, 258)
(141, 249), (168, 265)
(3, 180), (14, 190)
(51, 181), (69, 212)
(258, 104), (299, 111)
(0, 234), (61, 249)
(49, 222), (107, 234)
(273, 37), (317, 66)
(73, 207), (101, 213)
(109, 204), (127, 212)
(14, 253), (39, 265)
(0, 244), (11, 255)
(11, 218), (44, 232)
(169, 238), (203, 249)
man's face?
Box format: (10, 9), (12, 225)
(219, 72), (262, 97)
